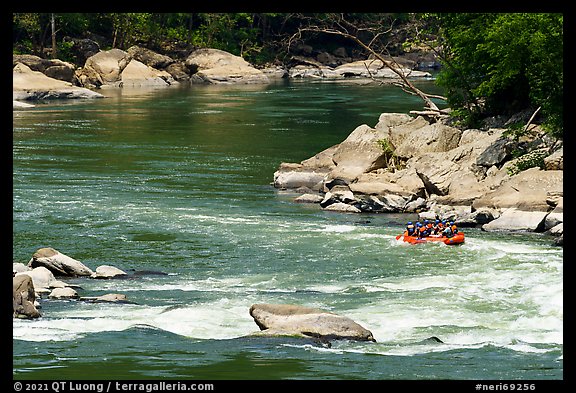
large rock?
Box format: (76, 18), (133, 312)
(80, 48), (131, 85)
(481, 208), (548, 232)
(472, 167), (563, 211)
(13, 54), (77, 83)
(119, 59), (177, 87)
(391, 121), (463, 159)
(48, 287), (79, 299)
(544, 198), (563, 230)
(328, 124), (389, 182)
(249, 303), (375, 342)
(13, 63), (103, 101)
(333, 59), (431, 79)
(126, 45), (174, 69)
(15, 266), (69, 294)
(27, 247), (94, 277)
(186, 48), (270, 84)
(78, 48), (176, 88)
(91, 265), (128, 279)
(13, 275), (41, 319)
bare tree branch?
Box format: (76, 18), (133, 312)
(292, 14), (449, 116)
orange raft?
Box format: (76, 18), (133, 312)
(396, 232), (465, 245)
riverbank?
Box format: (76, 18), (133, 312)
(273, 112), (563, 245)
(12, 45), (433, 107)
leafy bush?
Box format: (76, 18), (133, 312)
(507, 149), (548, 176)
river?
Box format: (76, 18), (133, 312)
(12, 79), (563, 384)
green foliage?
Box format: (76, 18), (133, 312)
(376, 138), (403, 171)
(428, 13), (563, 137)
(507, 149), (548, 176)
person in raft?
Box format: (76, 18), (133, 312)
(442, 221), (459, 238)
(406, 221), (416, 236)
(404, 218), (457, 238)
(416, 222), (431, 239)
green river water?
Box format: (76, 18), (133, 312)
(12, 79), (563, 386)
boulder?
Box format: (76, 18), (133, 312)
(249, 303), (375, 342)
(481, 208), (548, 232)
(126, 45), (174, 69)
(16, 266), (70, 294)
(28, 247), (94, 277)
(13, 262), (30, 274)
(294, 193), (323, 204)
(119, 59), (177, 87)
(48, 287), (79, 299)
(323, 202), (362, 213)
(392, 122), (463, 159)
(13, 274), (41, 319)
(185, 48), (269, 84)
(13, 63), (103, 101)
(273, 163), (329, 191)
(80, 48), (132, 85)
(13, 54), (77, 83)
(472, 168), (563, 211)
(544, 147), (563, 170)
(328, 124), (389, 182)
(80, 293), (131, 303)
(77, 48), (176, 88)
(351, 171), (417, 198)
(333, 59), (431, 79)
(91, 265), (128, 279)
(544, 198), (563, 230)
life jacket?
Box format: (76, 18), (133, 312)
(435, 222), (444, 234)
(406, 224), (415, 236)
(419, 226), (429, 237)
(451, 224), (458, 234)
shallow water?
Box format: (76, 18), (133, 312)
(13, 79), (563, 382)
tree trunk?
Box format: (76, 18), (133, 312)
(51, 13), (57, 59)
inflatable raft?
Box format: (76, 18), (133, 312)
(397, 232), (465, 245)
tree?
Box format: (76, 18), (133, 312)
(423, 13), (563, 136)
(289, 13), (448, 117)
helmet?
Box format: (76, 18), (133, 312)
(442, 220), (447, 224)
(407, 221), (413, 225)
(416, 222), (422, 227)
(450, 221), (454, 225)
(435, 220), (440, 224)
(424, 220), (429, 224)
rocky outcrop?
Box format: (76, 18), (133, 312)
(13, 63), (103, 102)
(249, 303), (375, 342)
(13, 248), (136, 318)
(274, 112), (563, 239)
(13, 54), (77, 83)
